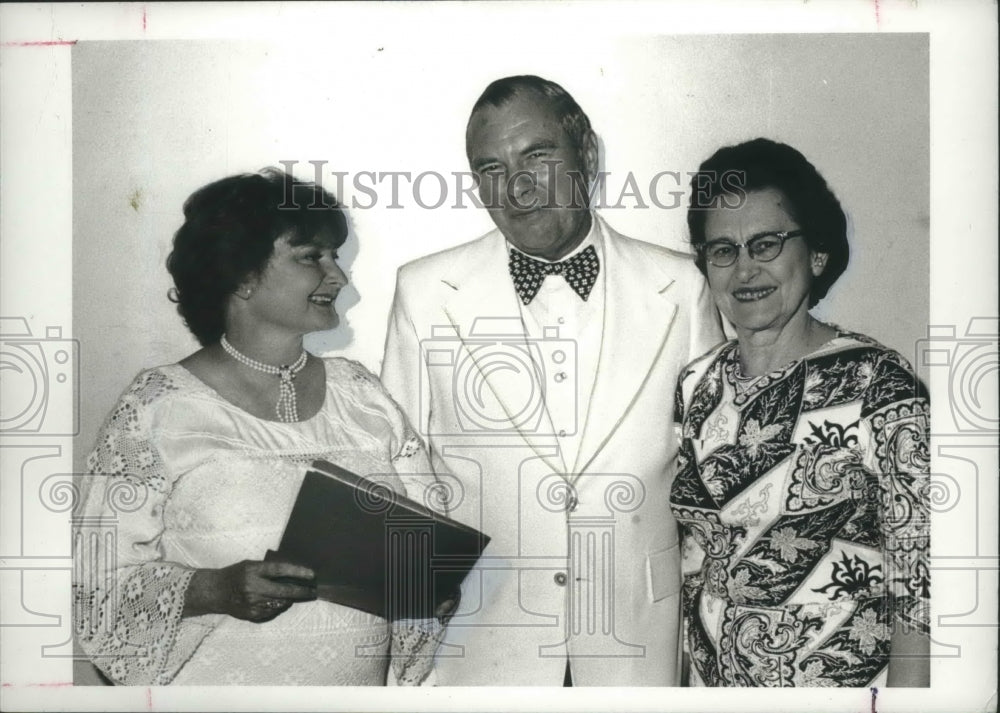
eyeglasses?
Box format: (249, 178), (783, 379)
(699, 230), (804, 268)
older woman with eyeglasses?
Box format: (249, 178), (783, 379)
(669, 138), (929, 687)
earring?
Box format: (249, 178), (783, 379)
(236, 287), (253, 300)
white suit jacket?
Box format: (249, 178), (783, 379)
(380, 215), (723, 685)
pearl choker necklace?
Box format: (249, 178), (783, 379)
(220, 335), (308, 422)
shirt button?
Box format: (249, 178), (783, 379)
(554, 372), (567, 383)
(554, 572), (568, 586)
(557, 317), (566, 325)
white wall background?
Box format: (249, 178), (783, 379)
(72, 34), (928, 473)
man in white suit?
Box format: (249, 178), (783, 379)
(381, 75), (723, 685)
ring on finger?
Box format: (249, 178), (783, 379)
(263, 599), (283, 610)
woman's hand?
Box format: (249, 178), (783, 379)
(183, 559), (317, 622)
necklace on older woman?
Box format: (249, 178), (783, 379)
(219, 335), (308, 422)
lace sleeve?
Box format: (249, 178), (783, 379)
(862, 353), (931, 636)
(73, 371), (214, 685)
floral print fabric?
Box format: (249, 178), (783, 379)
(73, 357), (445, 685)
(669, 330), (930, 687)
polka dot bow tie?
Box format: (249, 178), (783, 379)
(508, 245), (600, 305)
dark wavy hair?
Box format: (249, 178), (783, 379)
(466, 75), (594, 157)
(166, 168), (348, 346)
(687, 138), (849, 308)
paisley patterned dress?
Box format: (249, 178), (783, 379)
(73, 357), (445, 686)
(669, 330), (929, 687)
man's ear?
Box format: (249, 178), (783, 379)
(581, 129), (599, 186)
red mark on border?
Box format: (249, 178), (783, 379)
(146, 687), (153, 711)
(873, 0), (881, 29)
(142, 6), (148, 32)
(1, 682), (74, 687)
(2, 40), (78, 47)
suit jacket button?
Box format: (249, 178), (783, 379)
(554, 572), (568, 586)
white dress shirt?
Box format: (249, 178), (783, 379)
(508, 215), (606, 474)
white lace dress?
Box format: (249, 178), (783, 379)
(73, 357), (444, 686)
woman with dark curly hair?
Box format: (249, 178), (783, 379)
(669, 139), (930, 687)
(74, 169), (447, 685)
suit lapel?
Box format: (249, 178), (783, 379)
(571, 219), (679, 478)
(439, 231), (563, 472)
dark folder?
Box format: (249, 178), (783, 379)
(266, 459), (489, 621)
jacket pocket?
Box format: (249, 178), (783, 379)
(646, 544), (682, 602)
